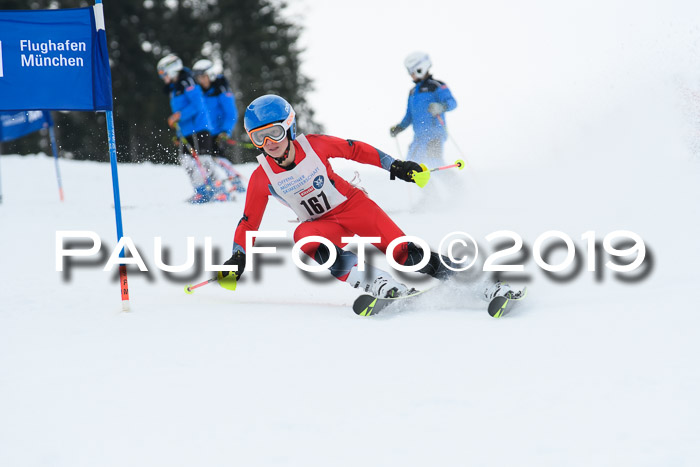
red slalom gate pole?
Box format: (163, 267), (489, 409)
(119, 264), (130, 307)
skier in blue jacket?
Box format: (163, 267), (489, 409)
(390, 52), (457, 165)
(192, 59), (246, 195)
(158, 54), (227, 203)
(192, 59), (238, 158)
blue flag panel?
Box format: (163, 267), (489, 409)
(0, 6), (112, 111)
(0, 110), (52, 142)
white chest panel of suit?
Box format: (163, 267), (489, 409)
(257, 134), (347, 222)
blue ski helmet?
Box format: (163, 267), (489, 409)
(244, 95), (296, 141)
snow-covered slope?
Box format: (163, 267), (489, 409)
(1, 149), (698, 466)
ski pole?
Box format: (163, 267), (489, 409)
(184, 271), (238, 294)
(427, 159), (465, 172)
(221, 136), (256, 149)
(184, 277), (217, 294)
(214, 174), (244, 183)
(411, 159), (466, 188)
(173, 123), (204, 164)
(436, 115), (470, 167)
(47, 122), (65, 202)
(173, 123), (212, 187)
(393, 134), (404, 159)
(392, 134), (412, 208)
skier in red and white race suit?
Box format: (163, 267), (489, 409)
(220, 94), (511, 300)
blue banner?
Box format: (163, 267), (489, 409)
(0, 6), (112, 111)
(0, 110), (52, 142)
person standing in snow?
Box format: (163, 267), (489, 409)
(191, 59), (238, 159)
(157, 54), (227, 203)
(219, 94), (513, 303)
(390, 52), (457, 165)
(191, 58), (246, 196)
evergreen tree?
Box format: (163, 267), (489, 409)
(208, 0), (320, 136)
(0, 0), (320, 163)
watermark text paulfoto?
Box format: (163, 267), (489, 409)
(55, 230), (652, 283)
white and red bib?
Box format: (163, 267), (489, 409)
(257, 134), (347, 222)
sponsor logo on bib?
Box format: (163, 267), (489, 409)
(299, 186), (314, 197)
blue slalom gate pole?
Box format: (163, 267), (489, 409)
(0, 150), (3, 205)
(105, 109), (130, 312)
(47, 123), (65, 202)
(95, 0), (130, 311)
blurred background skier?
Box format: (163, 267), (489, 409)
(192, 59), (238, 158)
(389, 52), (458, 209)
(389, 52), (457, 165)
(157, 54), (228, 203)
(192, 58), (246, 195)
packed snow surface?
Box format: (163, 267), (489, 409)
(1, 149), (698, 466)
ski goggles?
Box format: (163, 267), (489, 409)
(247, 122), (290, 148)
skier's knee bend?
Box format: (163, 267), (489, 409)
(309, 241), (456, 282)
(403, 242), (455, 281)
(313, 243), (358, 280)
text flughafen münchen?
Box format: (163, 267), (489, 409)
(19, 39), (87, 67)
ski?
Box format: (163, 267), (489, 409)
(354, 285), (528, 317)
(487, 287), (528, 318)
(352, 288), (433, 316)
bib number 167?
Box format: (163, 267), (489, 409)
(300, 192), (331, 216)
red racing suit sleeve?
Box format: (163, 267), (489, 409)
(306, 134), (395, 170)
(232, 166), (270, 253)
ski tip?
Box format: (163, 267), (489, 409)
(352, 288), (427, 317)
(488, 287), (527, 318)
(488, 296), (509, 318)
(358, 297), (379, 316)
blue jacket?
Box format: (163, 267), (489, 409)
(398, 76), (457, 142)
(202, 75), (238, 136)
(166, 68), (211, 136)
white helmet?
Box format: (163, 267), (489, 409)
(157, 54), (183, 80)
(404, 52), (431, 80)
(192, 59), (222, 80)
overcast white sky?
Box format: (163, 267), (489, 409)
(287, 0), (700, 169)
